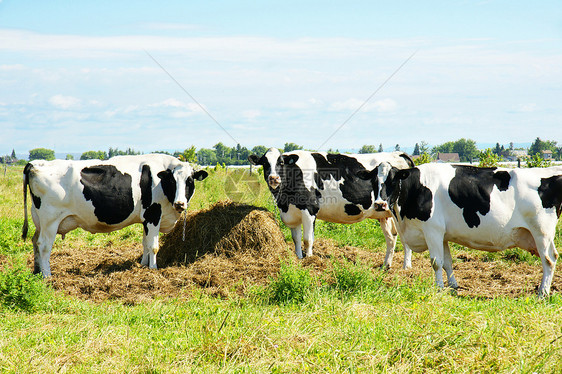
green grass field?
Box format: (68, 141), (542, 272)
(1, 164), (562, 373)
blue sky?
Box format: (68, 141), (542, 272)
(1, 0), (561, 156)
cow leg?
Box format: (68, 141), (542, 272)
(379, 218), (398, 269)
(35, 223), (58, 278)
(424, 231), (445, 289)
(291, 227), (303, 259)
(302, 211), (316, 258)
(402, 244), (412, 270)
(536, 237), (557, 297)
(142, 222), (161, 269)
(443, 241), (458, 289)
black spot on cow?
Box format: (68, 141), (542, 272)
(311, 153), (373, 212)
(538, 175), (562, 218)
(80, 165), (134, 225)
(248, 154), (272, 185)
(157, 169), (176, 204)
(344, 204), (362, 216)
(24, 163), (41, 209)
(140, 165), (152, 209)
(391, 168), (433, 221)
(185, 177), (195, 202)
(448, 166), (512, 228)
(142, 203), (162, 235)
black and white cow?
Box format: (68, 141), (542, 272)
(248, 148), (414, 267)
(358, 162), (562, 296)
(22, 154), (208, 277)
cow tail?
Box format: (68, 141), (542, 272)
(22, 163), (31, 240)
(390, 217), (398, 237)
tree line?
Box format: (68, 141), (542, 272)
(7, 137), (561, 165)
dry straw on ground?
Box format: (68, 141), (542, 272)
(13, 201), (560, 304)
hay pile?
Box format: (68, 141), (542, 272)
(41, 201), (291, 304)
(158, 201), (287, 265)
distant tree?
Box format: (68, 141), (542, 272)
(378, 143), (384, 152)
(177, 146), (197, 163)
(419, 141), (430, 155)
(494, 143), (502, 156)
(108, 147), (141, 158)
(283, 143), (303, 152)
(413, 143), (420, 156)
(326, 148), (339, 154)
(433, 138), (477, 162)
(29, 148), (55, 161)
(395, 144), (400, 152)
(11, 149), (16, 159)
(213, 142), (229, 159)
(197, 148), (217, 165)
(358, 145), (377, 154)
(65, 154), (74, 160)
(251, 145), (268, 157)
(152, 150), (172, 155)
(80, 150), (107, 160)
(528, 137), (557, 156)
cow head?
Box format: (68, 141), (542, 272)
(357, 161), (409, 212)
(248, 148), (301, 191)
(157, 164), (208, 212)
(248, 148), (284, 190)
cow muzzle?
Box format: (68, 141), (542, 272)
(373, 201), (388, 212)
(268, 175), (281, 189)
(174, 201), (188, 212)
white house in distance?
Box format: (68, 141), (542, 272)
(542, 150), (553, 160)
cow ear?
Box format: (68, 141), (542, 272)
(395, 169), (410, 180)
(193, 170), (208, 181)
(157, 169), (173, 181)
(356, 169), (375, 180)
(283, 154), (299, 165)
(248, 154), (262, 165)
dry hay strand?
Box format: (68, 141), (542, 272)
(158, 200), (287, 266)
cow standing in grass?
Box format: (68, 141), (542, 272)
(249, 148), (414, 268)
(22, 154), (208, 277)
(358, 162), (562, 296)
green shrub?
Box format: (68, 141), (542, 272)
(527, 153), (552, 168)
(414, 153), (432, 166)
(265, 261), (314, 305)
(0, 261), (49, 312)
(478, 148), (500, 168)
(329, 258), (379, 294)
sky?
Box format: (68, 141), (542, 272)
(1, 0), (561, 156)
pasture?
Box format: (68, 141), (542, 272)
(1, 164), (562, 373)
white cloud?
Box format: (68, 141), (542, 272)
(48, 94), (81, 109)
(330, 98), (398, 113)
(516, 103), (538, 112)
(241, 109), (261, 120)
(143, 22), (200, 31)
